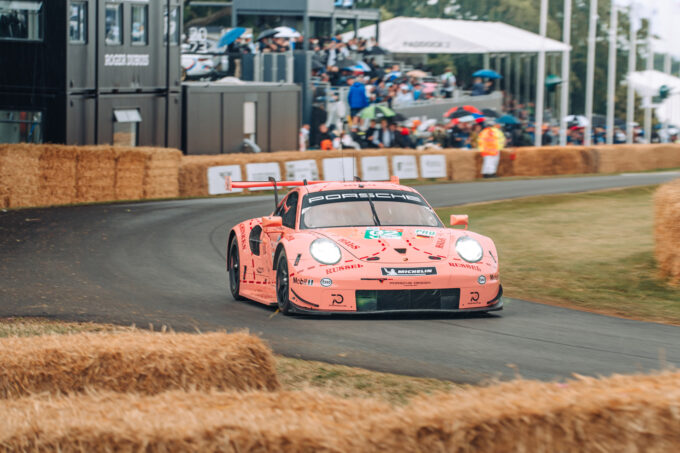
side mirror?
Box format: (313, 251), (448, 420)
(262, 216), (284, 235)
(450, 215), (469, 229)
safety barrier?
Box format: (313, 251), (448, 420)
(1, 143), (679, 207)
(0, 144), (182, 208)
(182, 144), (680, 197)
(655, 179), (680, 284)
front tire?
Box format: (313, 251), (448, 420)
(228, 238), (246, 301)
(276, 252), (293, 315)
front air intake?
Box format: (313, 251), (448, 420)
(356, 289), (460, 311)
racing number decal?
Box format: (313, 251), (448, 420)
(331, 294), (344, 305)
(364, 228), (403, 239)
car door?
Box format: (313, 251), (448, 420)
(251, 191), (299, 299)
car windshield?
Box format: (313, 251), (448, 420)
(300, 189), (442, 229)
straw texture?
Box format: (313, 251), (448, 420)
(0, 144), (41, 208)
(654, 179), (680, 284)
(0, 332), (279, 398)
(0, 371), (677, 452)
(143, 149), (182, 199)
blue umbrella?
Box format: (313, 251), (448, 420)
(497, 114), (520, 125)
(217, 27), (246, 48)
(473, 69), (503, 79)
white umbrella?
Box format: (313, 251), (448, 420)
(274, 26), (301, 39)
(564, 115), (589, 127)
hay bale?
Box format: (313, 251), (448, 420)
(75, 146), (117, 203)
(654, 179), (680, 284)
(0, 372), (678, 452)
(0, 144), (41, 208)
(445, 149), (478, 181)
(0, 331), (279, 398)
(512, 146), (591, 176)
(115, 148), (153, 200)
(364, 371), (680, 452)
(593, 144), (680, 173)
(144, 148), (182, 199)
(38, 145), (77, 205)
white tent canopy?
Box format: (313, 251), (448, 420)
(342, 17), (570, 55)
(628, 70), (680, 127)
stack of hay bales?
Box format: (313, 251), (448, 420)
(0, 332), (279, 398)
(143, 148), (182, 199)
(512, 146), (596, 177)
(0, 144), (41, 208)
(114, 148), (151, 201)
(0, 144), (182, 208)
(594, 144), (680, 173)
(75, 146), (117, 203)
(0, 365), (677, 451)
(654, 179), (680, 284)
(38, 145), (77, 205)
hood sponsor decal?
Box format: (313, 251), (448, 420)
(365, 228), (403, 239)
(435, 237), (446, 249)
(326, 263), (364, 275)
(338, 238), (360, 250)
(381, 267), (437, 276)
(415, 229), (436, 238)
(449, 262), (481, 272)
(320, 278), (333, 287)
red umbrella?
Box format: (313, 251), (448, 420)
(444, 105), (483, 119)
(448, 114), (486, 127)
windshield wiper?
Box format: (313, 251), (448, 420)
(367, 198), (381, 226)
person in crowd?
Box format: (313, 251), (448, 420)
(377, 119), (395, 148)
(347, 77), (369, 117)
(325, 94), (347, 132)
(363, 119), (380, 148)
(478, 120), (506, 178)
(395, 126), (414, 148)
(315, 124), (334, 150)
(299, 124), (310, 151)
(471, 77), (486, 96)
(394, 84), (414, 107)
(440, 67), (456, 98)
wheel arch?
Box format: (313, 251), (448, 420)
(273, 243), (287, 270)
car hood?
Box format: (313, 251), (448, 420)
(314, 226), (453, 264)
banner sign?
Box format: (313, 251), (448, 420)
(246, 162), (281, 190)
(360, 156), (390, 181)
(420, 154), (447, 179)
(322, 157), (358, 181)
(207, 165), (243, 195)
(285, 159), (319, 181)
(391, 155), (419, 179)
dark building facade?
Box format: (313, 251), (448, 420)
(0, 0), (182, 148)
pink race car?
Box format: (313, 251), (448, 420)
(226, 178), (502, 315)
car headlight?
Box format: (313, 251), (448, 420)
(310, 239), (342, 265)
(455, 236), (483, 263)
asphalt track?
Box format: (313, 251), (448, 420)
(1, 172), (679, 383)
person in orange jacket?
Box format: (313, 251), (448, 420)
(478, 119), (506, 178)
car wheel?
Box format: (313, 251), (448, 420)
(276, 252), (293, 315)
(228, 239), (246, 301)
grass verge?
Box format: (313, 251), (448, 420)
(437, 185), (680, 325)
(0, 318), (460, 405)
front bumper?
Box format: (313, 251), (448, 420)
(288, 257), (502, 313)
(289, 286), (504, 315)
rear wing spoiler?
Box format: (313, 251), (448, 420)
(225, 175), (400, 192)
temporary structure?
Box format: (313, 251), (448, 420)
(627, 70), (680, 127)
(342, 17), (569, 55)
